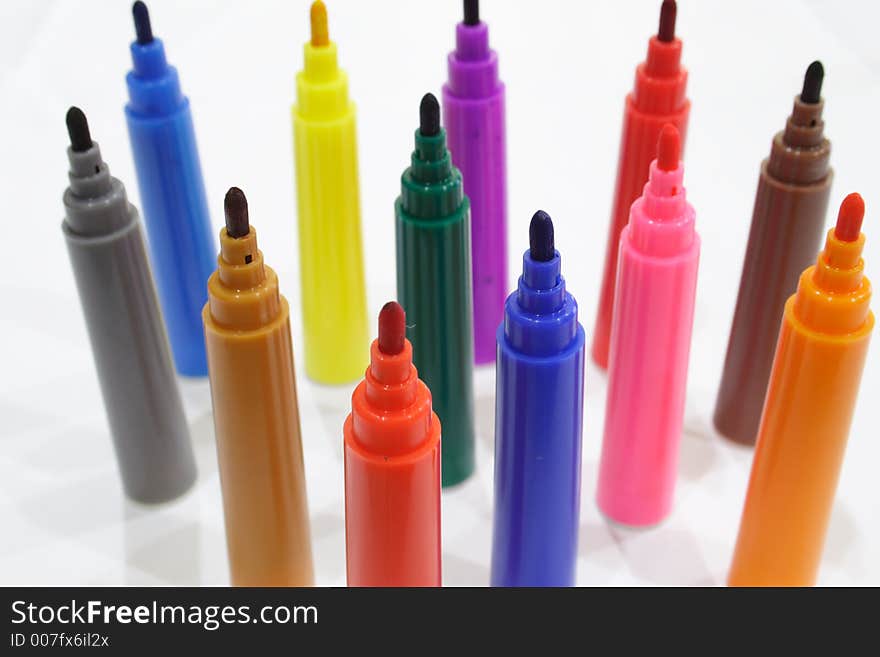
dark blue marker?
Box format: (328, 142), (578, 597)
(490, 210), (586, 586)
(125, 1), (215, 376)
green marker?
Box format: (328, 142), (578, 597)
(395, 93), (475, 487)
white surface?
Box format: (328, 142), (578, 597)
(0, 0), (878, 586)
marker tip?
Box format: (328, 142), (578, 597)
(801, 60), (824, 104)
(378, 301), (406, 355)
(463, 0), (479, 26)
(658, 0), (677, 42)
(657, 123), (681, 172)
(224, 187), (250, 239)
(529, 211), (555, 262)
(66, 106), (93, 153)
(310, 0), (329, 47)
(132, 1), (153, 45)
(419, 93), (440, 137)
(835, 193), (865, 242)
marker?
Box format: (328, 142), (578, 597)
(344, 302), (442, 586)
(490, 211), (585, 587)
(396, 93), (475, 487)
(592, 0), (690, 369)
(728, 195), (873, 586)
(292, 0), (368, 384)
(62, 107), (196, 504)
(124, 1), (216, 377)
(204, 188), (314, 586)
(714, 62), (833, 446)
(442, 0), (508, 365)
(596, 125), (699, 527)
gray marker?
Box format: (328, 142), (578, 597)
(61, 107), (196, 503)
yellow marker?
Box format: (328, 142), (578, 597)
(292, 0), (368, 383)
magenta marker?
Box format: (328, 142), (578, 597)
(442, 0), (508, 364)
(596, 125), (700, 527)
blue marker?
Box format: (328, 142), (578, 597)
(124, 1), (215, 376)
(490, 210), (586, 587)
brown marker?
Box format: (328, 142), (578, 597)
(204, 187), (314, 586)
(714, 61), (832, 446)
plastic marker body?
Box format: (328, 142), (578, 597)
(124, 3), (215, 376)
(292, 1), (368, 384)
(729, 194), (872, 587)
(597, 126), (699, 526)
(442, 0), (508, 364)
(592, 0), (689, 369)
(204, 189), (314, 586)
(62, 108), (196, 504)
(715, 62), (833, 446)
(491, 212), (585, 587)
(344, 302), (442, 587)
(396, 94), (476, 488)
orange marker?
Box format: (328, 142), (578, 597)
(728, 193), (873, 587)
(204, 188), (314, 586)
(344, 301), (442, 587)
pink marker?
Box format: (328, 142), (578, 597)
(596, 125), (700, 527)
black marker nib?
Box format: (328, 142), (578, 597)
(658, 0), (676, 42)
(133, 1), (154, 45)
(801, 60), (824, 104)
(464, 0), (479, 26)
(529, 210), (555, 262)
(66, 106), (93, 152)
(419, 93), (440, 137)
(224, 187), (250, 238)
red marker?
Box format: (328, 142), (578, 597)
(343, 302), (442, 586)
(592, 0), (690, 369)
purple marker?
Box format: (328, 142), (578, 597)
(442, 0), (508, 365)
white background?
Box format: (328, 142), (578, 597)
(0, 0), (877, 586)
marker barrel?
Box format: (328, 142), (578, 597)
(443, 19), (508, 365)
(204, 226), (314, 586)
(597, 157), (699, 526)
(396, 127), (476, 488)
(344, 338), (442, 586)
(63, 142), (196, 504)
(491, 248), (585, 587)
(125, 37), (216, 377)
(592, 34), (689, 369)
(714, 96), (832, 445)
(729, 225), (873, 586)
(292, 36), (368, 384)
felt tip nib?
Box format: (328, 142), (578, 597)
(132, 1), (153, 45)
(224, 187), (250, 239)
(378, 301), (406, 355)
(310, 1), (329, 47)
(801, 61), (824, 104)
(464, 0), (480, 26)
(419, 93), (440, 137)
(529, 211), (555, 262)
(657, 123), (680, 172)
(658, 0), (677, 42)
(66, 106), (93, 153)
(835, 193), (865, 242)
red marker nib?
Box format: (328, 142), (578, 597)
(658, 0), (677, 42)
(835, 193), (865, 242)
(657, 123), (680, 171)
(378, 301), (406, 355)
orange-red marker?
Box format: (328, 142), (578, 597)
(343, 302), (442, 587)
